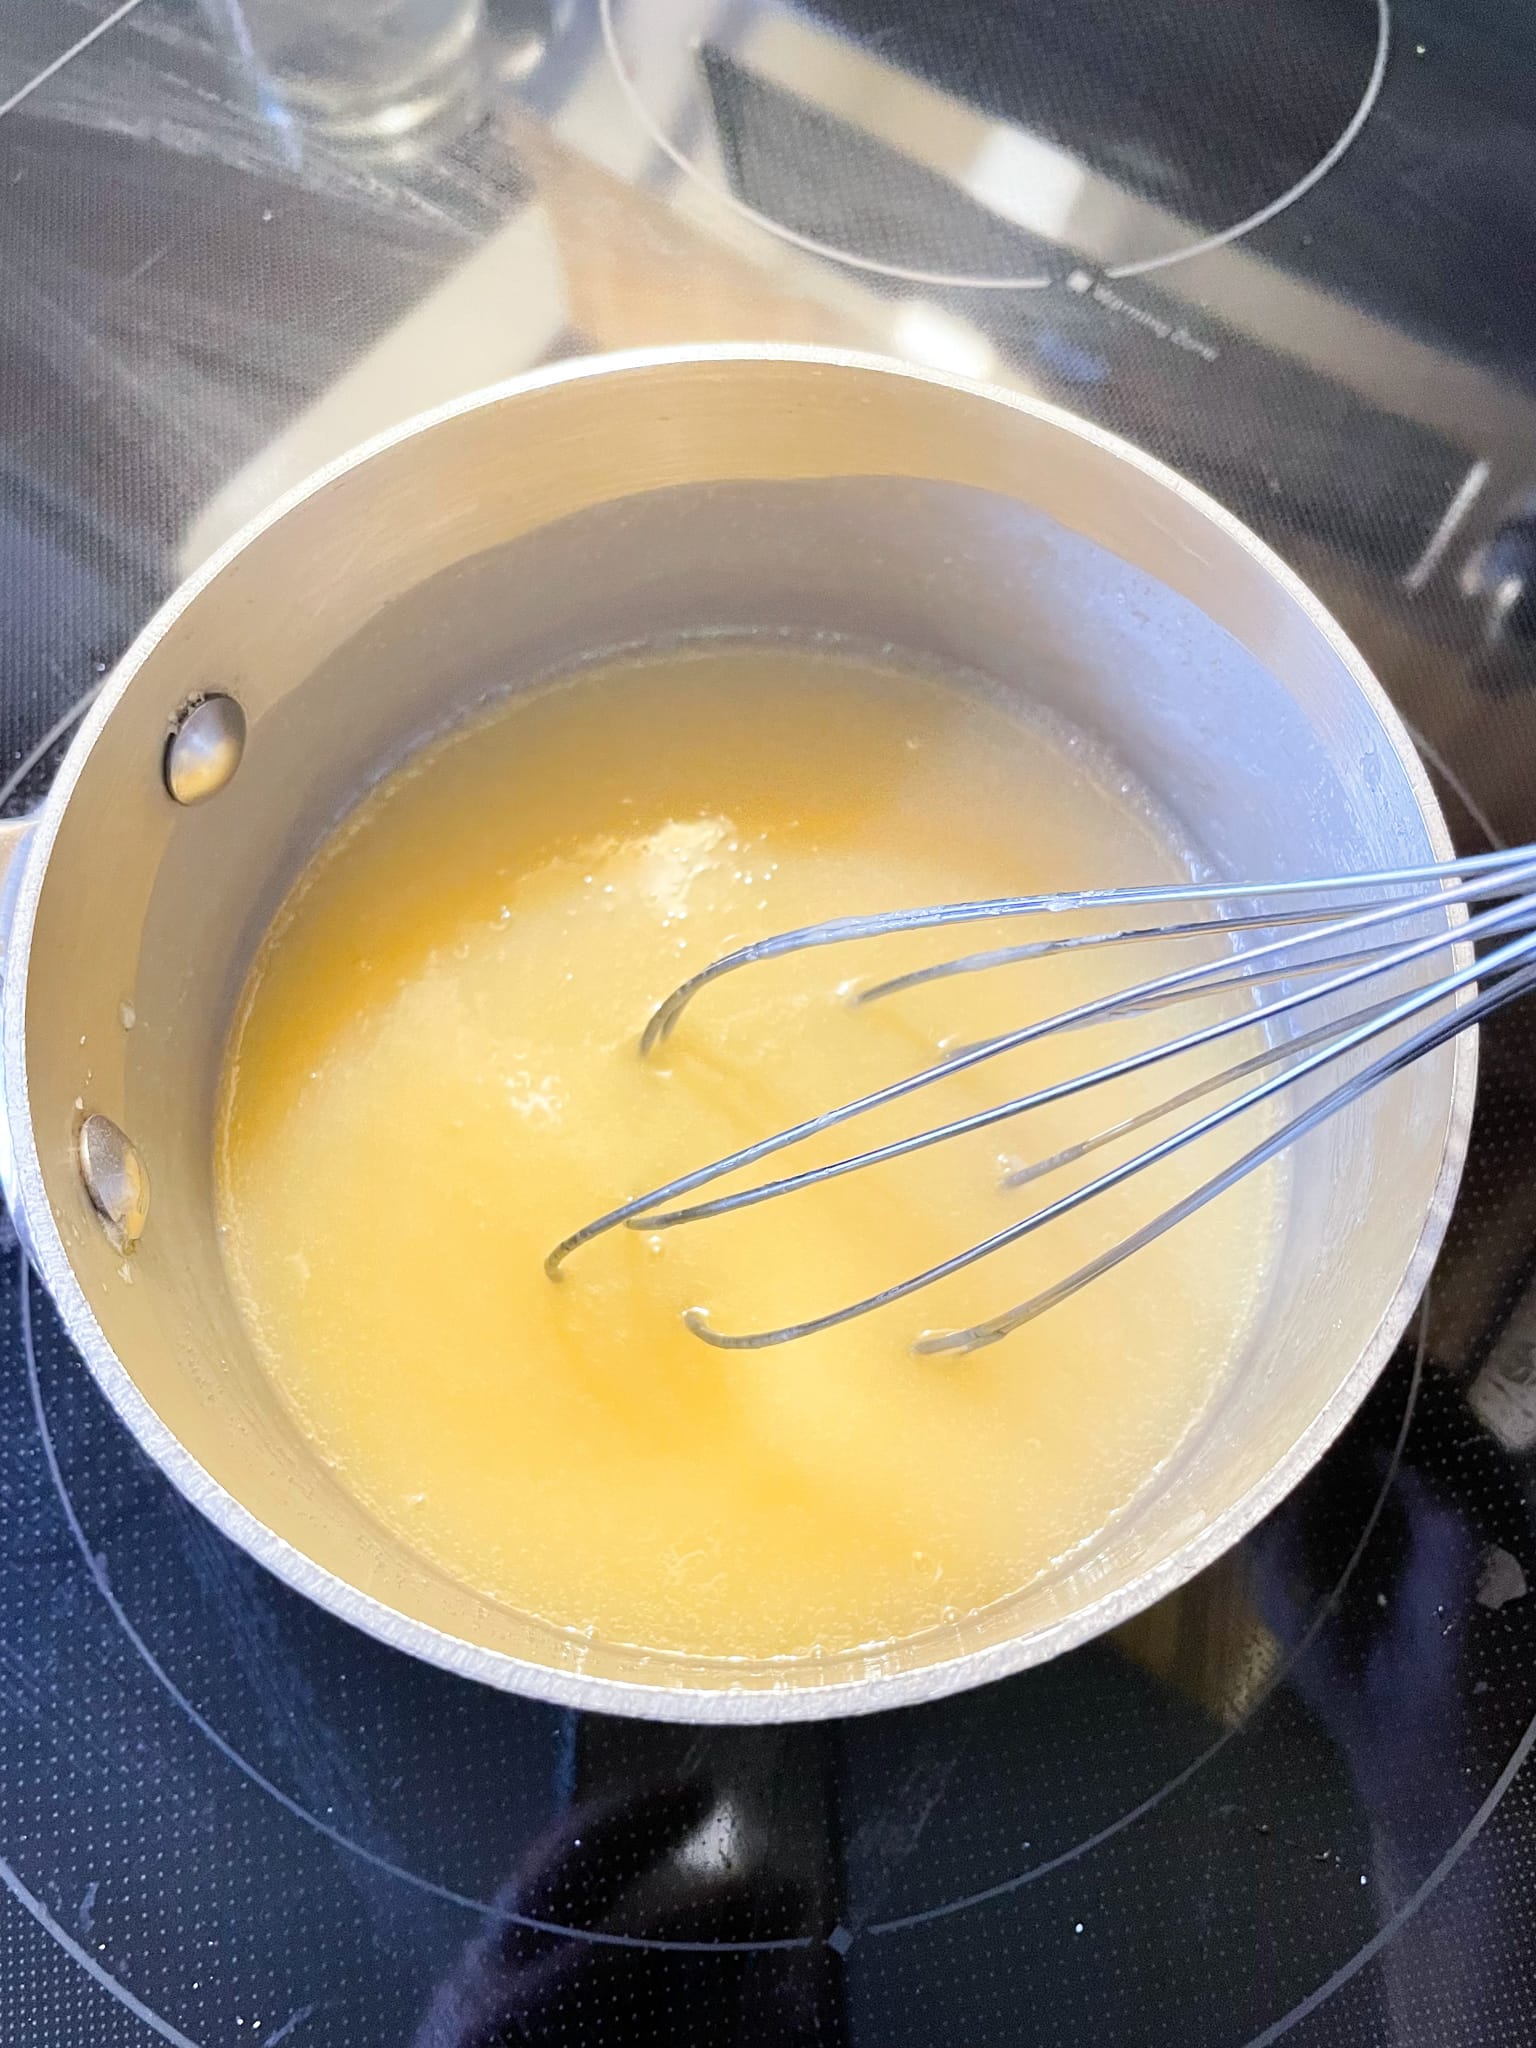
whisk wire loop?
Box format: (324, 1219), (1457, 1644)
(549, 845), (1533, 1352)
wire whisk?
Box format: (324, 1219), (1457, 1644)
(546, 845), (1536, 1355)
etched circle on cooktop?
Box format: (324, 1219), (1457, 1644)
(602, 0), (1389, 287)
(23, 1264), (1536, 2046)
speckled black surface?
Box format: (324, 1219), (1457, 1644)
(3, 2), (1536, 2040)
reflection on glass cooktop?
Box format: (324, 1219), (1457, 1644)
(3, 0), (1536, 2041)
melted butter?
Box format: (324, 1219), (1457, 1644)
(218, 645), (1278, 1660)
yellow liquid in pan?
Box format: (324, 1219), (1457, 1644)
(218, 646), (1277, 1660)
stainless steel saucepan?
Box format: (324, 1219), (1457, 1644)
(0, 347), (1473, 1721)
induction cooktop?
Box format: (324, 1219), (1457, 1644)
(3, 2), (1536, 2041)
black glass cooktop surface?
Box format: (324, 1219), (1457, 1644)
(4, 2), (1536, 2041)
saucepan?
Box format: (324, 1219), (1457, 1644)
(0, 347), (1473, 1720)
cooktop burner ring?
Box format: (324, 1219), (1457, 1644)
(601, 0), (1390, 291)
(19, 1252), (1452, 1965)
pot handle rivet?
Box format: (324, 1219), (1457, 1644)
(78, 1113), (150, 1251)
(164, 694), (245, 805)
